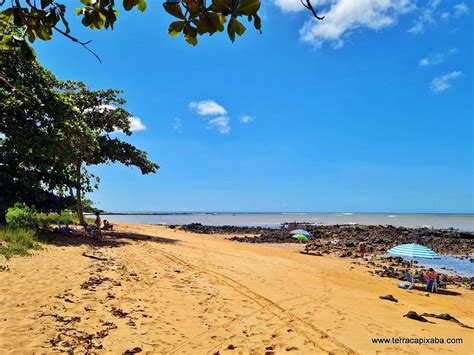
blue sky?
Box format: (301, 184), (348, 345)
(34, 0), (473, 213)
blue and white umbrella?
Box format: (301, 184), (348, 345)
(290, 229), (312, 237)
(387, 243), (440, 259)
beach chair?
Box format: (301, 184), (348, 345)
(398, 272), (413, 290)
(426, 280), (438, 293)
(437, 277), (447, 290)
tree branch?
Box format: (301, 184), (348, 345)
(301, 0), (325, 20)
(53, 26), (102, 63)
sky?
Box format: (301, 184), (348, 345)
(33, 0), (473, 213)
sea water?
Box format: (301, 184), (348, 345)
(100, 212), (474, 231)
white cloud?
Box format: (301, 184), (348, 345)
(128, 116), (146, 132)
(189, 100), (227, 116)
(0, 133), (5, 140)
(240, 115), (256, 123)
(172, 117), (182, 130)
(408, 0), (440, 34)
(431, 71), (463, 93)
(299, 0), (415, 48)
(419, 48), (458, 66)
(189, 99), (231, 134)
(419, 57), (431, 66)
(453, 2), (470, 16)
(439, 3), (470, 21)
(88, 104), (146, 133)
(208, 116), (230, 134)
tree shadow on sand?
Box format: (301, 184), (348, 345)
(40, 230), (179, 248)
(108, 231), (179, 244)
(411, 285), (463, 297)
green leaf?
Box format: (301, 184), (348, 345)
(183, 24), (198, 37)
(81, 14), (93, 27)
(195, 12), (224, 35)
(184, 34), (197, 46)
(168, 21), (185, 36)
(163, 2), (185, 19)
(20, 41), (36, 60)
(26, 30), (36, 43)
(227, 17), (236, 42)
(212, 0), (230, 12)
(233, 18), (246, 36)
(253, 13), (261, 31)
(236, 0), (260, 15)
(137, 0), (147, 12)
(13, 10), (25, 27)
(194, 17), (209, 35)
(187, 2), (200, 16)
(43, 11), (59, 27)
(123, 0), (139, 11)
(33, 25), (53, 41)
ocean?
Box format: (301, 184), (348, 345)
(99, 211), (474, 277)
(100, 212), (474, 232)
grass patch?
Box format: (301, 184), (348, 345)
(0, 226), (41, 261)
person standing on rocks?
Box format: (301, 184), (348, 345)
(358, 240), (367, 258)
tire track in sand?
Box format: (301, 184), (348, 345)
(146, 245), (357, 354)
(168, 295), (308, 354)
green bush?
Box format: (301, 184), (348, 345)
(6, 204), (39, 228)
(5, 204), (92, 230)
(37, 212), (71, 228)
(37, 210), (93, 227)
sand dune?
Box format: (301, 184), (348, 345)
(1, 223), (473, 354)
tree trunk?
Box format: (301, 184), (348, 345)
(0, 209), (6, 225)
(75, 161), (85, 226)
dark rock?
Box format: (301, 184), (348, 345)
(421, 313), (474, 329)
(404, 311), (428, 322)
(379, 295), (398, 303)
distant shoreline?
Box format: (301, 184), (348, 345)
(93, 212), (474, 232)
(92, 211), (474, 217)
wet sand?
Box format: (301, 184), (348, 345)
(0, 222), (473, 354)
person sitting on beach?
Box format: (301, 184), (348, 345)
(102, 220), (114, 231)
(358, 240), (366, 258)
(424, 268), (438, 292)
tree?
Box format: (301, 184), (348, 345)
(0, 50), (76, 222)
(0, 0), (263, 59)
(0, 51), (158, 224)
(59, 81), (158, 225)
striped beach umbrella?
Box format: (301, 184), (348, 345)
(290, 229), (312, 237)
(387, 243), (440, 259)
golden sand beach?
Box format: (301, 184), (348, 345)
(1, 222), (473, 354)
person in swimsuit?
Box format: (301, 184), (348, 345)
(358, 240), (367, 258)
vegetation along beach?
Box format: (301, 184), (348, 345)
(1, 0), (473, 353)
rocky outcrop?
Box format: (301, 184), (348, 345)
(178, 223), (474, 289)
